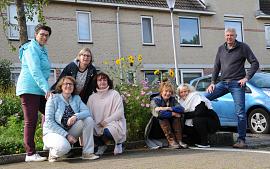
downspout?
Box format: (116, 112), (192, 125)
(116, 6), (123, 81)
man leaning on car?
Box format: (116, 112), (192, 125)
(205, 27), (259, 149)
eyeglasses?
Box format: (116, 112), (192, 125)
(63, 83), (74, 86)
(81, 54), (91, 58)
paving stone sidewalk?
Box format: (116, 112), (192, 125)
(1, 132), (270, 165)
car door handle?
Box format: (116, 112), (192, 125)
(212, 99), (218, 101)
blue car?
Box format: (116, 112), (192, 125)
(190, 72), (270, 134)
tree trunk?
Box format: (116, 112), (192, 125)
(15, 0), (28, 44)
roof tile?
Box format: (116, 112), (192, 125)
(82, 0), (206, 11)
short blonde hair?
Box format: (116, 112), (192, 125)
(159, 81), (175, 95)
(55, 76), (77, 95)
(76, 47), (93, 64)
(176, 83), (195, 97)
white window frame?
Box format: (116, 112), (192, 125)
(76, 11), (92, 43)
(180, 69), (203, 84)
(11, 69), (20, 85)
(179, 16), (201, 46)
(7, 4), (38, 40)
(224, 17), (244, 42)
(141, 16), (154, 45)
(265, 24), (270, 49)
(48, 69), (57, 87)
(144, 70), (161, 83)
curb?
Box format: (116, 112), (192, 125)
(2, 132), (269, 165)
(0, 140), (146, 165)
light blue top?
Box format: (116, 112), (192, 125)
(16, 39), (51, 96)
(43, 94), (93, 137)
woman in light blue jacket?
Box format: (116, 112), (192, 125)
(43, 76), (99, 162)
(16, 24), (52, 162)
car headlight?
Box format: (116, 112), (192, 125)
(263, 90), (270, 97)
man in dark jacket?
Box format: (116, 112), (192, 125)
(205, 28), (259, 148)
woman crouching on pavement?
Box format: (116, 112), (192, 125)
(43, 76), (99, 162)
(145, 80), (187, 149)
(177, 83), (220, 148)
(87, 72), (126, 156)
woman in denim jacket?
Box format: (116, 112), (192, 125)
(43, 76), (99, 162)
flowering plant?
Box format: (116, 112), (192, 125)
(101, 55), (176, 141)
(102, 54), (142, 83)
(102, 54), (154, 140)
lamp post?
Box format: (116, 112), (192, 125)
(166, 0), (180, 85)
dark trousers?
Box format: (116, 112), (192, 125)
(20, 94), (46, 155)
(184, 116), (219, 145)
(94, 128), (115, 146)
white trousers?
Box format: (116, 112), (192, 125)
(43, 117), (95, 157)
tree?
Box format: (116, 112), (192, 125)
(0, 0), (48, 47)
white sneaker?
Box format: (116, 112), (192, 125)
(95, 145), (108, 156)
(114, 144), (123, 155)
(179, 141), (188, 149)
(48, 152), (60, 162)
(195, 144), (210, 148)
(82, 153), (99, 160)
(25, 153), (47, 162)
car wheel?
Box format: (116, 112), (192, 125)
(248, 108), (270, 134)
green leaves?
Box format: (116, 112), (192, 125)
(0, 59), (12, 89)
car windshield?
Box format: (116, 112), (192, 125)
(249, 73), (270, 88)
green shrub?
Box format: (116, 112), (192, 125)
(0, 59), (12, 89)
(0, 115), (43, 155)
(117, 83), (152, 141)
(0, 116), (24, 155)
(0, 87), (22, 126)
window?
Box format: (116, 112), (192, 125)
(7, 4), (38, 40)
(12, 69), (57, 87)
(127, 71), (135, 84)
(76, 11), (92, 42)
(48, 69), (57, 87)
(265, 25), (270, 48)
(144, 71), (161, 84)
(141, 16), (154, 45)
(179, 17), (201, 46)
(195, 77), (212, 91)
(180, 70), (203, 84)
(11, 70), (20, 85)
(224, 19), (243, 42)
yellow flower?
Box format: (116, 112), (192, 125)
(169, 69), (174, 77)
(103, 60), (109, 65)
(115, 59), (121, 65)
(121, 57), (125, 61)
(154, 70), (160, 75)
(137, 54), (143, 62)
(128, 55), (134, 63)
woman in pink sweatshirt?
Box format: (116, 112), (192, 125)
(87, 72), (126, 156)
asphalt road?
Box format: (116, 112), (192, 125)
(2, 147), (270, 169)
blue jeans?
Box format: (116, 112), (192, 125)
(205, 80), (246, 141)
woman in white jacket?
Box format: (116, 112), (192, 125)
(87, 72), (126, 156)
(177, 83), (220, 148)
